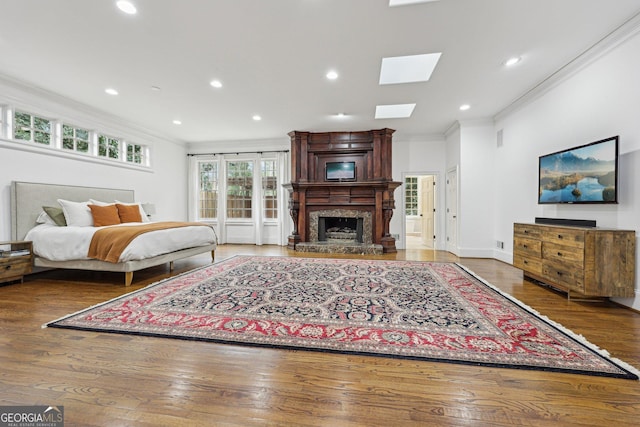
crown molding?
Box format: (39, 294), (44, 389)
(0, 73), (186, 147)
(495, 10), (640, 122)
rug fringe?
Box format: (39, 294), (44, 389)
(455, 263), (640, 380)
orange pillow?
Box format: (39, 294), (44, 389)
(88, 204), (121, 227)
(116, 203), (142, 223)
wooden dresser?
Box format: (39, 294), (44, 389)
(513, 223), (635, 298)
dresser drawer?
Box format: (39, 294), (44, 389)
(514, 223), (542, 239)
(514, 237), (541, 258)
(513, 255), (542, 276)
(542, 262), (584, 293)
(542, 228), (585, 248)
(542, 242), (584, 266)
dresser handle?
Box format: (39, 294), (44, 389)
(523, 244), (528, 248)
(523, 260), (528, 264)
(557, 252), (562, 256)
(558, 234), (563, 239)
(557, 272), (563, 276)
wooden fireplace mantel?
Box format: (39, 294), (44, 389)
(284, 129), (401, 253)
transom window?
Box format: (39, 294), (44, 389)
(3, 106), (151, 168)
(14, 111), (51, 145)
(98, 134), (121, 160)
(62, 124), (90, 153)
(126, 143), (144, 164)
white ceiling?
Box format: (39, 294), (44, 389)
(1, 0), (639, 143)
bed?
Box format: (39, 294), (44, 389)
(10, 181), (217, 286)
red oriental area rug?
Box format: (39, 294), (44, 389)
(46, 256), (638, 379)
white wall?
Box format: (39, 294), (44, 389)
(392, 135), (447, 250)
(0, 77), (189, 241)
(495, 29), (640, 309)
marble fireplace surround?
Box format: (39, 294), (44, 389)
(308, 209), (373, 244)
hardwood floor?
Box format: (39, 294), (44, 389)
(1, 245), (639, 426)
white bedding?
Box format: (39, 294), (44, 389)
(25, 222), (216, 263)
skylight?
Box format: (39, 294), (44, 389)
(389, 0), (440, 7)
(375, 104), (416, 119)
(379, 53), (442, 85)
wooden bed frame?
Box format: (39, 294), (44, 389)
(10, 181), (216, 286)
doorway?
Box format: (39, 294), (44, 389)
(404, 174), (436, 250)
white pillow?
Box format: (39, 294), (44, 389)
(115, 200), (150, 222)
(57, 199), (93, 227)
(36, 210), (57, 225)
(89, 199), (111, 206)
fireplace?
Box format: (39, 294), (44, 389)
(319, 217), (362, 243)
(284, 129), (401, 254)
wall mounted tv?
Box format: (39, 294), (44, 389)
(326, 161), (356, 181)
(538, 136), (618, 204)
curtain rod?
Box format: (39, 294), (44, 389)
(187, 150), (289, 157)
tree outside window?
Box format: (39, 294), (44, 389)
(227, 161), (253, 219)
(98, 134), (120, 159)
(261, 159), (278, 219)
(405, 177), (418, 216)
(62, 124), (90, 152)
(14, 111), (51, 145)
(198, 161), (218, 219)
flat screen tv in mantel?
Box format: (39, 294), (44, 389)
(325, 161), (356, 181)
(538, 135), (619, 204)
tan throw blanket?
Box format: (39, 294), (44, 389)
(88, 222), (211, 263)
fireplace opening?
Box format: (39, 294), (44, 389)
(318, 217), (363, 243)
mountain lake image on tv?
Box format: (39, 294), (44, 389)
(538, 136), (618, 204)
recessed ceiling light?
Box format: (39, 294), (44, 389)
(116, 1), (137, 15)
(379, 53), (442, 85)
(459, 104), (471, 111)
(375, 103), (416, 119)
(389, 0), (440, 6)
(252, 115), (262, 121)
(210, 80), (223, 88)
(105, 88), (119, 95)
(326, 70), (338, 80)
(150, 86), (161, 91)
(337, 113), (346, 118)
(173, 120), (182, 125)
(505, 57), (521, 67)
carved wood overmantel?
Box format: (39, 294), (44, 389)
(283, 129), (401, 253)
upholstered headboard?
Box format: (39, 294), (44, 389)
(10, 181), (135, 240)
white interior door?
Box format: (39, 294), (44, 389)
(420, 175), (435, 248)
(446, 167), (458, 253)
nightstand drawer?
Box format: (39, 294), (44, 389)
(1, 259), (32, 276)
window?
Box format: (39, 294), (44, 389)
(198, 161), (219, 219)
(261, 159), (278, 219)
(126, 143), (144, 164)
(62, 124), (90, 153)
(405, 176), (418, 216)
(226, 161), (253, 219)
(14, 110), (51, 145)
(98, 134), (120, 159)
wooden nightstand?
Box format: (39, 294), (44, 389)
(0, 241), (33, 284)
